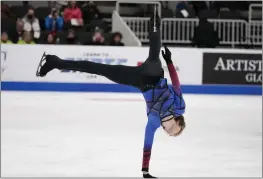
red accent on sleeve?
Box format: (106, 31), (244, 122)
(142, 150), (151, 169)
(167, 63), (181, 94)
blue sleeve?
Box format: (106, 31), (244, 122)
(174, 93), (186, 117)
(57, 17), (64, 31)
(143, 113), (161, 150)
(142, 113), (161, 171)
(45, 17), (51, 30)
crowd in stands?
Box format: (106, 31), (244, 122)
(1, 1), (261, 48)
(144, 1), (261, 19)
(145, 1), (261, 48)
(1, 1), (125, 46)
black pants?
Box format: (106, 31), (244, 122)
(54, 32), (162, 91)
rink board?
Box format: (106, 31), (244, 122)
(1, 44), (262, 95)
(1, 82), (261, 95)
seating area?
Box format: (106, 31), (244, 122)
(119, 1), (262, 48)
(1, 1), (262, 49)
(1, 1), (124, 46)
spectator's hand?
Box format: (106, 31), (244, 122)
(100, 37), (105, 43)
(77, 18), (83, 26)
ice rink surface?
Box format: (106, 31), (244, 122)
(1, 91), (262, 177)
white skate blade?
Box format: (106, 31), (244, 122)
(36, 52), (47, 77)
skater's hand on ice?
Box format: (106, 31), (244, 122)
(162, 45), (172, 64)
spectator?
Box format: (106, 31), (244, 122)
(13, 19), (24, 43)
(110, 32), (124, 46)
(22, 6), (41, 40)
(17, 31), (35, 44)
(81, 1), (101, 24)
(1, 2), (15, 19)
(189, 1), (209, 16)
(65, 29), (80, 45)
(63, 1), (83, 27)
(88, 28), (105, 46)
(192, 16), (219, 48)
(176, 1), (191, 18)
(161, 1), (173, 17)
(1, 32), (13, 44)
(45, 7), (64, 33)
(45, 33), (57, 44)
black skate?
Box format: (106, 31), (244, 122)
(143, 173), (157, 178)
(36, 52), (58, 77)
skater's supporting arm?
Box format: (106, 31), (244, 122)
(142, 114), (160, 173)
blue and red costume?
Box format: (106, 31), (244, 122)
(36, 12), (186, 178)
(141, 61), (186, 173)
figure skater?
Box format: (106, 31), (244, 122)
(36, 10), (186, 178)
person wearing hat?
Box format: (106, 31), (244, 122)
(110, 32), (124, 46)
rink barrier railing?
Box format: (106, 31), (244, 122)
(112, 10), (142, 46)
(248, 20), (262, 46)
(248, 4), (262, 46)
(123, 17), (262, 47)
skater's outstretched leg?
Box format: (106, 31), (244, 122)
(37, 53), (144, 89)
(36, 11), (163, 91)
(36, 7), (163, 92)
(147, 10), (161, 62)
(141, 10), (163, 78)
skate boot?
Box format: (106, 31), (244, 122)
(36, 52), (60, 77)
(143, 172), (157, 178)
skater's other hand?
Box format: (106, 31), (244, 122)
(162, 45), (172, 64)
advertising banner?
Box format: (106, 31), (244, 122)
(202, 52), (262, 85)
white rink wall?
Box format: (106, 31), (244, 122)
(1, 44), (262, 95)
